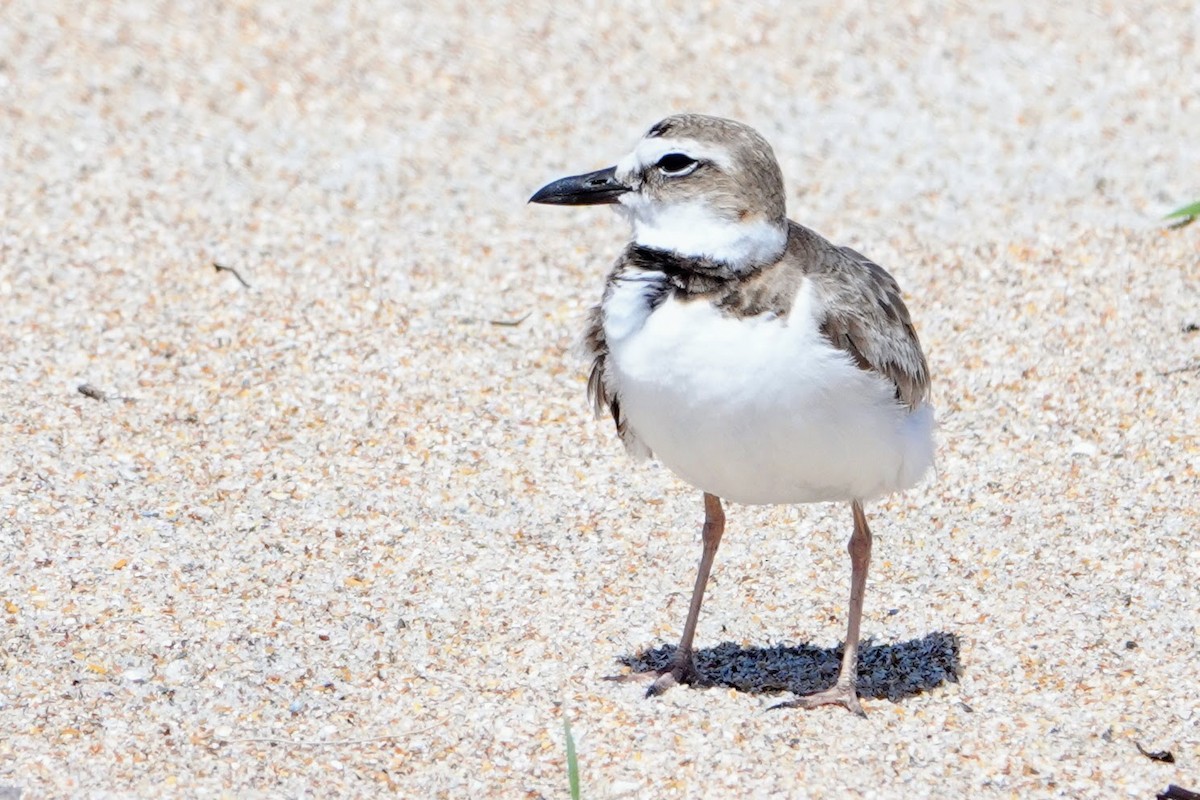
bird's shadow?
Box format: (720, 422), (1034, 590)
(617, 631), (961, 702)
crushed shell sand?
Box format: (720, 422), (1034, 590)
(1, 1), (1198, 797)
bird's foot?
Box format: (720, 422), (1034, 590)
(606, 650), (699, 698)
(770, 683), (865, 717)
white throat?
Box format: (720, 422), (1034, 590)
(618, 198), (786, 272)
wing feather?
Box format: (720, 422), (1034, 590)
(815, 245), (930, 410)
(582, 277), (651, 457)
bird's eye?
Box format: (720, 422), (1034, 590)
(656, 153), (698, 175)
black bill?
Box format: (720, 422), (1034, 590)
(529, 166), (629, 206)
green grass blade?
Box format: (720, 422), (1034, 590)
(564, 718), (581, 800)
(1164, 200), (1200, 220)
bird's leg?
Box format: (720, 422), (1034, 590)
(642, 492), (725, 697)
(774, 499), (871, 716)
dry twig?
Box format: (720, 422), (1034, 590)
(213, 261), (251, 288)
(489, 312), (532, 327)
(215, 726), (438, 748)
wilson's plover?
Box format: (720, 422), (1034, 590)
(530, 114), (935, 715)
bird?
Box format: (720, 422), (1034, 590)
(529, 114), (935, 715)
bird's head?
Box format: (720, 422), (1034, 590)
(531, 114), (788, 272)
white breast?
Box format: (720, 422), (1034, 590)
(603, 279), (935, 505)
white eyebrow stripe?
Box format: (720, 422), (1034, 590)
(615, 137), (734, 181)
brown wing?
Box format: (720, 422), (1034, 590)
(582, 302), (617, 424)
(815, 245), (930, 410)
(582, 284), (651, 457)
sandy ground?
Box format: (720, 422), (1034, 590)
(1, 1), (1198, 797)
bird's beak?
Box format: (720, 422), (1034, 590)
(529, 166), (629, 206)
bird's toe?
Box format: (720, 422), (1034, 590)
(605, 651), (699, 698)
(770, 684), (866, 716)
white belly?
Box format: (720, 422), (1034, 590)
(604, 278), (935, 505)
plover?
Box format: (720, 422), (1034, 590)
(530, 114), (935, 715)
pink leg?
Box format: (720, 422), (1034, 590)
(774, 499), (871, 716)
(615, 493), (725, 697)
